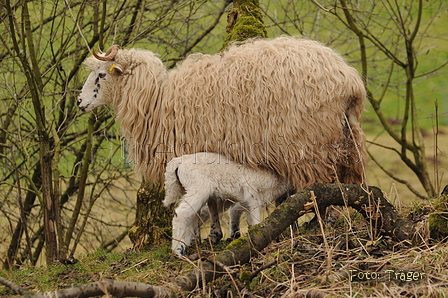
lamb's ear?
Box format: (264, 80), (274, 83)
(109, 63), (123, 75)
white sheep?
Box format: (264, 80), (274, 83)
(78, 37), (367, 192)
(78, 37), (367, 255)
(163, 152), (294, 257)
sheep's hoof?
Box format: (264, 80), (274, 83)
(228, 231), (241, 241)
(208, 231), (223, 244)
(174, 244), (187, 257)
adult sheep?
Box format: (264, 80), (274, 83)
(78, 36), (366, 193)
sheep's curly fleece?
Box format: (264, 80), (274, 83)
(85, 36), (367, 189)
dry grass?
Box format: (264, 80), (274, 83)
(189, 206), (448, 297)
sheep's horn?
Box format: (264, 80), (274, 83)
(92, 45), (120, 61)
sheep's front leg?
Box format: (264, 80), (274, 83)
(207, 199), (223, 244)
(245, 196), (262, 227)
(192, 212), (201, 244)
(229, 203), (245, 239)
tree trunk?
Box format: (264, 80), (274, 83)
(128, 181), (173, 250)
(223, 0), (267, 49)
(21, 281), (176, 298)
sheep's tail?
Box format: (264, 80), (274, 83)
(163, 157), (184, 207)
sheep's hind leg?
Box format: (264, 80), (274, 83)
(172, 200), (203, 256)
(171, 211), (189, 257)
(207, 199), (223, 244)
(172, 192), (209, 257)
(247, 205), (262, 225)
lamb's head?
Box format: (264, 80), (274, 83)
(78, 45), (123, 113)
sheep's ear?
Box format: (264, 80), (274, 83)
(109, 63), (123, 75)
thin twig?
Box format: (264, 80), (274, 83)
(247, 260), (277, 281)
(120, 259), (150, 274)
(309, 0), (333, 12)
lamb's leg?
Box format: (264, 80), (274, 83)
(229, 203), (244, 239)
(245, 194), (262, 227)
(172, 204), (194, 257)
(192, 213), (201, 244)
(207, 199), (223, 244)
(246, 206), (262, 227)
(171, 192), (209, 257)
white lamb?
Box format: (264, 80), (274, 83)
(163, 152), (294, 257)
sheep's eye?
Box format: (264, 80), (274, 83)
(98, 72), (106, 79)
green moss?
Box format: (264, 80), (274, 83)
(239, 269), (256, 288)
(236, 0), (260, 6)
(226, 16), (266, 42)
(225, 236), (248, 250)
(428, 194), (448, 238)
(223, 0), (267, 49)
(239, 270), (250, 282)
(130, 182), (173, 250)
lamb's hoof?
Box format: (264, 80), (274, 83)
(208, 231), (223, 244)
(174, 244), (187, 258)
(228, 231), (241, 241)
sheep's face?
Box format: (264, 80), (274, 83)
(78, 63), (119, 113)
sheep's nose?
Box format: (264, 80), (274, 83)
(77, 97), (82, 106)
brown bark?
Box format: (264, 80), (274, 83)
(128, 182), (173, 250)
